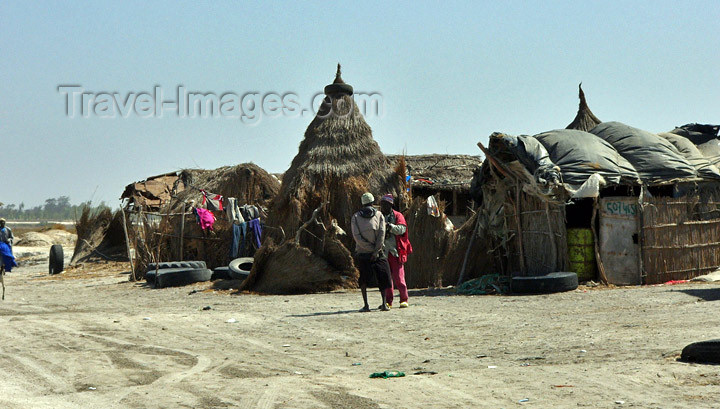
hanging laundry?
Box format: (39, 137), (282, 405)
(426, 195), (441, 217)
(248, 218), (263, 249)
(201, 190), (224, 211)
(225, 197), (245, 224)
(230, 222), (247, 258)
(239, 205), (259, 221)
(194, 207), (216, 231)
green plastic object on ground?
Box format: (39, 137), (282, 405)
(567, 228), (596, 281)
(456, 274), (510, 295)
(369, 371), (405, 379)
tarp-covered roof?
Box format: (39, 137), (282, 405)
(534, 129), (639, 186)
(670, 123), (720, 168)
(485, 122), (720, 196)
(589, 122), (697, 183)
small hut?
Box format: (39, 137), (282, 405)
(387, 154), (482, 225)
(242, 65), (406, 294)
(121, 163), (280, 278)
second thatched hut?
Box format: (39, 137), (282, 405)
(241, 65), (406, 294)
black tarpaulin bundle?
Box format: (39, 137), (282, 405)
(669, 123), (720, 168)
(658, 132), (720, 180)
(533, 129), (639, 186)
(589, 122), (697, 183)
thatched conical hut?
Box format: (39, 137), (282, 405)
(241, 65), (406, 294)
(566, 83), (601, 132)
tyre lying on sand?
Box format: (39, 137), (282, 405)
(49, 244), (64, 275)
(144, 261), (208, 287)
(228, 257), (253, 281)
(511, 272), (578, 294)
(211, 266), (231, 281)
(680, 340), (720, 364)
(155, 268), (212, 288)
(148, 261), (206, 270)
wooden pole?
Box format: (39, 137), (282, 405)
(515, 184), (526, 275)
(457, 213), (481, 286)
(452, 190), (458, 216)
(179, 202), (185, 261)
(544, 201), (558, 271)
(637, 187), (645, 284)
(591, 198), (609, 285)
(119, 202), (135, 281)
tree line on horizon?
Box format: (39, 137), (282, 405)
(0, 196), (109, 222)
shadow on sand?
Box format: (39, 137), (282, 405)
(288, 309), (361, 318)
(675, 287), (720, 302)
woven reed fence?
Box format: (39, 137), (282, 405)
(642, 195), (720, 284)
(503, 190), (569, 276)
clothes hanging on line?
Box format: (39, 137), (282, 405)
(230, 222), (247, 259)
(194, 207), (216, 231)
(201, 190), (224, 211)
(225, 197), (245, 225)
(239, 205), (259, 221)
(248, 218), (263, 249)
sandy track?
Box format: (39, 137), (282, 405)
(0, 263), (719, 408)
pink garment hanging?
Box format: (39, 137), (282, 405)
(195, 207), (216, 231)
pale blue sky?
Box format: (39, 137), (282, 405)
(1, 1), (718, 207)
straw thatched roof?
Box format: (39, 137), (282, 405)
(169, 163), (280, 211)
(566, 83), (601, 132)
(243, 65), (406, 294)
(387, 154), (482, 192)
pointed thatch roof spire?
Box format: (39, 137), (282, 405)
(566, 83), (601, 132)
(324, 63), (353, 96)
(333, 63), (344, 84)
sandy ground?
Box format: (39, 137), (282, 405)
(1, 258), (720, 408)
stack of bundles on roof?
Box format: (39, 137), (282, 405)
(669, 124), (720, 168)
(403, 197), (454, 288)
(71, 206), (127, 265)
(241, 65), (406, 294)
(589, 122), (697, 183)
(533, 129), (640, 187)
(657, 132), (720, 179)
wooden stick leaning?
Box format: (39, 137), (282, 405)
(296, 202), (328, 244)
(120, 202), (135, 281)
(179, 202), (185, 261)
(457, 212), (481, 286)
